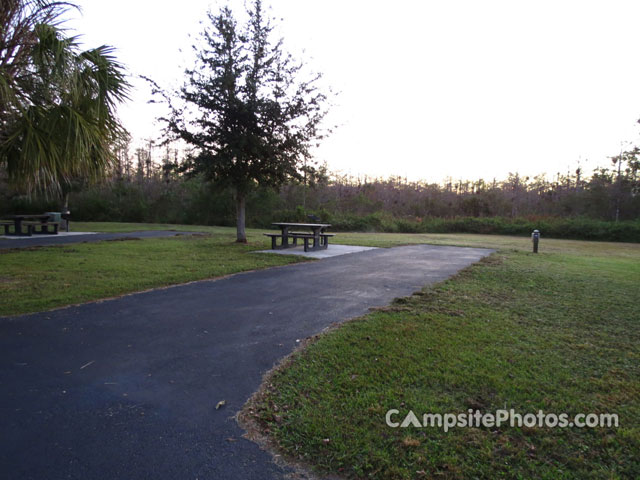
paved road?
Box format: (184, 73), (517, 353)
(0, 230), (194, 249)
(0, 244), (493, 480)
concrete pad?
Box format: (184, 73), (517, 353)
(256, 243), (378, 258)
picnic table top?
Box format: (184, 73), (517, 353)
(272, 222), (331, 228)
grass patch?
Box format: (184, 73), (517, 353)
(63, 221), (640, 255)
(246, 243), (640, 479)
(68, 221), (226, 233)
(0, 230), (304, 316)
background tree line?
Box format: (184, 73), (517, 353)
(2, 143), (638, 241)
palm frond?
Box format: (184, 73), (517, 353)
(0, 0), (129, 196)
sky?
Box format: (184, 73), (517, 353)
(66, 0), (640, 183)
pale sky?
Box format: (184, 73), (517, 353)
(67, 0), (640, 182)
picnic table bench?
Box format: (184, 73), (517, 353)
(265, 222), (335, 252)
(1, 214), (60, 236)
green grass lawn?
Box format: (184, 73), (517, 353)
(70, 221), (640, 257)
(244, 240), (640, 479)
(0, 227), (305, 316)
(68, 221), (230, 233)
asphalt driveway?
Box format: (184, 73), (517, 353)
(0, 244), (493, 479)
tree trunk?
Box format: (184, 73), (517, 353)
(236, 191), (247, 243)
(61, 192), (70, 232)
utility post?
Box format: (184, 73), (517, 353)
(532, 229), (540, 253)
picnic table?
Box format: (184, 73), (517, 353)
(265, 222), (335, 252)
(1, 214), (60, 236)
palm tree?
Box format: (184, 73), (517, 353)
(0, 0), (129, 196)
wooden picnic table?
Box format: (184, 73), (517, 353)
(1, 214), (60, 236)
(266, 222), (334, 252)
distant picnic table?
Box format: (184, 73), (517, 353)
(1, 214), (60, 236)
(265, 222), (335, 252)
